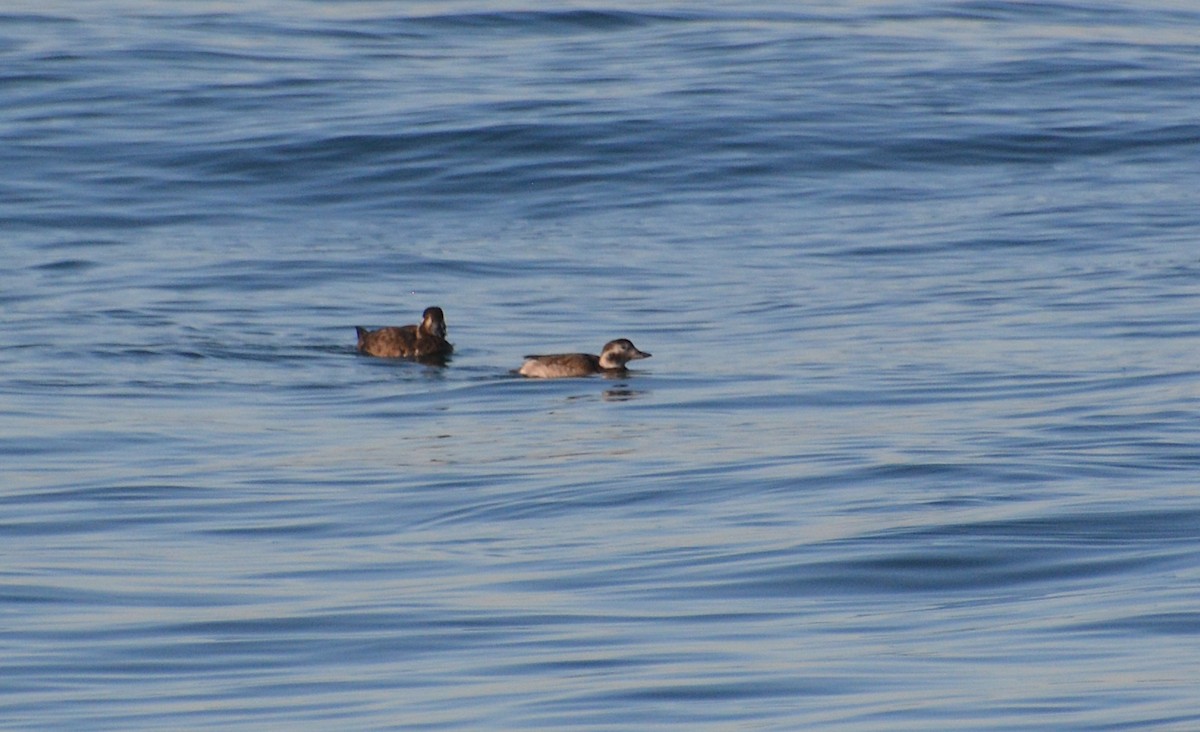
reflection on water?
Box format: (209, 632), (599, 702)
(601, 387), (644, 402)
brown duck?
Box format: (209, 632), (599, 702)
(517, 338), (650, 378)
(355, 306), (453, 361)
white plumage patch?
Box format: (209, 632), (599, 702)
(518, 359), (568, 378)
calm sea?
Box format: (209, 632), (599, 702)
(3, 1), (1200, 729)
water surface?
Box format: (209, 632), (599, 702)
(3, 1), (1200, 729)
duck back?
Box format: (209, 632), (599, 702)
(518, 353), (602, 378)
(356, 324), (452, 360)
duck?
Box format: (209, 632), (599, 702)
(355, 306), (453, 361)
(518, 338), (650, 378)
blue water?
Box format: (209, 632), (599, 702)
(4, 1), (1200, 729)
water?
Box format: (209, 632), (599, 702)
(3, 1), (1200, 729)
